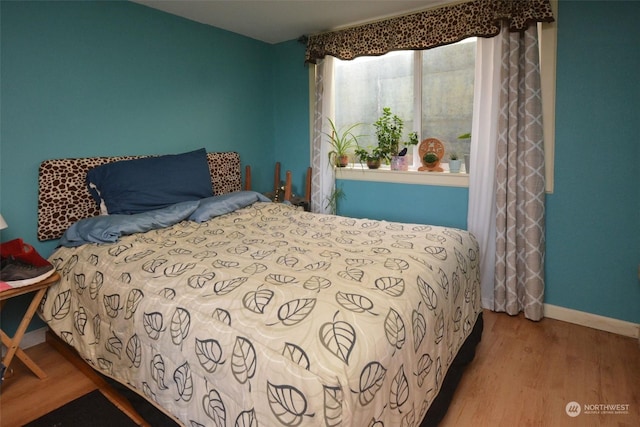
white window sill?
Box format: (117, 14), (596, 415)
(335, 164), (469, 188)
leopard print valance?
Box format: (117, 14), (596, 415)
(305, 0), (554, 63)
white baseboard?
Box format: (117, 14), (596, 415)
(544, 304), (640, 340)
(0, 327), (47, 356)
(21, 327), (48, 348)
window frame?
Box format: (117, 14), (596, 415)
(308, 1), (556, 191)
(335, 163), (469, 187)
(540, 0), (558, 194)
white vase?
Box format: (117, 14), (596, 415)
(449, 159), (462, 173)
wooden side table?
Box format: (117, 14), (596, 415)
(0, 271), (60, 383)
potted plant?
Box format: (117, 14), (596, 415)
(354, 145), (384, 169)
(326, 185), (345, 214)
(374, 107), (418, 170)
(449, 151), (462, 173)
(423, 152), (440, 170)
(325, 118), (361, 168)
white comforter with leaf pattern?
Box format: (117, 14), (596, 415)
(40, 201), (481, 426)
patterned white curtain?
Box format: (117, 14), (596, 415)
(493, 24), (546, 320)
(310, 57), (335, 214)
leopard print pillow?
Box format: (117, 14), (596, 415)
(37, 152), (241, 241)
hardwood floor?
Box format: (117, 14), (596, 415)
(0, 340), (96, 426)
(1, 310), (638, 427)
(440, 311), (640, 427)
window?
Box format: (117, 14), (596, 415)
(333, 38), (476, 171)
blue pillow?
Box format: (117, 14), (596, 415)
(87, 148), (213, 215)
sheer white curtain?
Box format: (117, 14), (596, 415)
(310, 57), (335, 214)
(467, 35), (501, 310)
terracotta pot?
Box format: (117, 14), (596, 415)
(366, 159), (381, 169)
(336, 155), (349, 167)
(425, 161), (439, 169)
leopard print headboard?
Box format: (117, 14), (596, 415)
(37, 152), (241, 241)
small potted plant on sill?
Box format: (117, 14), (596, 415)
(422, 151), (440, 171)
(449, 151), (462, 173)
(354, 145), (384, 169)
(374, 107), (418, 171)
(325, 118), (361, 168)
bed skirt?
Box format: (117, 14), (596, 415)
(421, 311), (483, 426)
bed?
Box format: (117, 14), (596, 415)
(36, 149), (482, 427)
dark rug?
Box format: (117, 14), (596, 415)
(103, 376), (179, 427)
(24, 381), (179, 427)
(24, 390), (138, 427)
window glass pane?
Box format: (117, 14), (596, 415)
(334, 51), (415, 153)
(333, 39), (475, 167)
(422, 38), (476, 162)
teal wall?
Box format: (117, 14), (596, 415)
(1, 1), (638, 336)
(337, 181), (469, 229)
(545, 0), (640, 323)
(271, 40), (310, 195)
(0, 1), (281, 332)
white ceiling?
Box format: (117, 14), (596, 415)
(132, 0), (451, 44)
